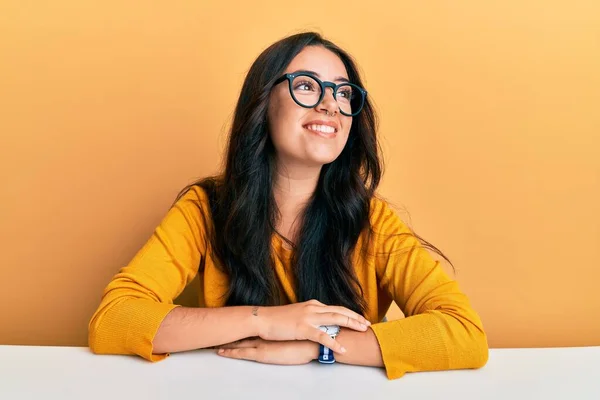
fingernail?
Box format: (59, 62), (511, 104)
(361, 323), (368, 329)
(340, 347), (347, 353)
(365, 320), (371, 326)
(218, 349), (224, 354)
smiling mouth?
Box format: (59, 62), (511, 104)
(302, 124), (338, 134)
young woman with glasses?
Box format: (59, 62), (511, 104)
(88, 32), (488, 380)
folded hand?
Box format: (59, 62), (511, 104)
(217, 338), (319, 365)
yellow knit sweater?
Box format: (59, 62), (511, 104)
(88, 186), (488, 379)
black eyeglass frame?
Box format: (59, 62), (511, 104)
(273, 72), (368, 117)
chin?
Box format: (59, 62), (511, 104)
(280, 149), (343, 168)
(308, 154), (340, 166)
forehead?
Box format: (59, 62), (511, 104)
(285, 46), (349, 81)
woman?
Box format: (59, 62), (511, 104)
(88, 31), (488, 380)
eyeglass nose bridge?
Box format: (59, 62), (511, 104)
(317, 81), (345, 112)
(321, 81), (339, 99)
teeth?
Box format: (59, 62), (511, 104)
(306, 124), (336, 134)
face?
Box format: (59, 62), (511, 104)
(267, 46), (352, 170)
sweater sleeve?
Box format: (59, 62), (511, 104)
(88, 186), (209, 361)
(368, 199), (489, 379)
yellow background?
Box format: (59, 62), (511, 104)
(1, 1), (599, 348)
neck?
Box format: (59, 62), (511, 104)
(272, 162), (321, 239)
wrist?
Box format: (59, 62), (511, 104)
(309, 341), (320, 360)
(248, 305), (264, 337)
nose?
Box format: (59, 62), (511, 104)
(317, 87), (338, 116)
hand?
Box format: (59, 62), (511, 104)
(254, 299), (370, 354)
(217, 338), (318, 365)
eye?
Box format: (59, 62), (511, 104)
(294, 80), (317, 91)
(337, 88), (353, 99)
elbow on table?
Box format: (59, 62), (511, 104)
(87, 314), (107, 355)
(87, 297), (136, 356)
(448, 316), (489, 370)
(87, 304), (126, 356)
(469, 330), (490, 369)
(442, 309), (490, 370)
(87, 318), (129, 357)
(88, 338), (104, 356)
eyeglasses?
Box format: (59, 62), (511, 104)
(273, 72), (367, 117)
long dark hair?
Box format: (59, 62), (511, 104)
(177, 32), (452, 315)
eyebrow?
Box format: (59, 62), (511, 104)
(291, 69), (350, 83)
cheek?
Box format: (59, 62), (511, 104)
(267, 97), (286, 141)
(340, 118), (352, 142)
(268, 97), (302, 140)
(343, 117), (352, 132)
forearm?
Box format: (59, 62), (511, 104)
(331, 327), (384, 367)
(153, 306), (260, 354)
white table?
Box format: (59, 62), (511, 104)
(1, 345), (599, 399)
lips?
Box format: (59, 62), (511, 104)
(302, 119), (339, 134)
(304, 124), (336, 134)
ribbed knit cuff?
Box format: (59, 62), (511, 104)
(370, 313), (448, 379)
(120, 299), (180, 362)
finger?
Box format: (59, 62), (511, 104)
(315, 306), (370, 326)
(218, 338), (261, 349)
(316, 312), (368, 332)
(217, 348), (258, 361)
(308, 330), (346, 354)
